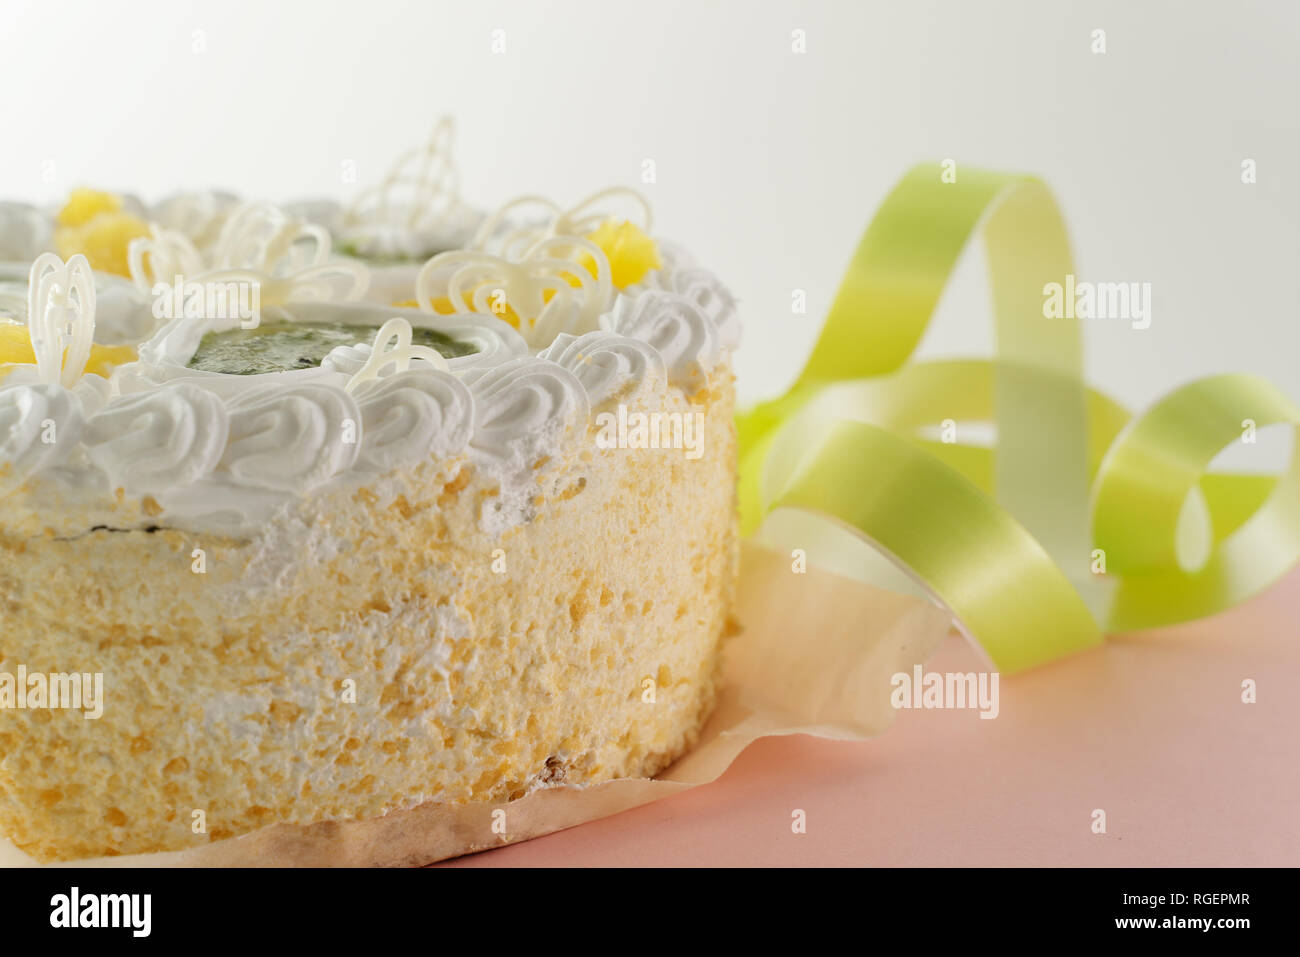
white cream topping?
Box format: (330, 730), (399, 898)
(602, 289), (720, 392)
(222, 382), (360, 493)
(0, 383), (85, 490)
(0, 187), (738, 538)
(71, 372), (113, 414)
(461, 356), (591, 535)
(630, 245), (741, 350)
(463, 356), (590, 474)
(82, 382), (229, 496)
(353, 369), (472, 473)
(538, 331), (664, 406)
(0, 202), (53, 262)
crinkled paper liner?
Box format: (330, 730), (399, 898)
(0, 541), (950, 867)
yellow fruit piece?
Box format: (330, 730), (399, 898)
(84, 343), (138, 376)
(0, 322), (35, 364)
(0, 321), (137, 379)
(55, 211), (150, 277)
(57, 188), (124, 228)
(582, 219), (661, 289)
(499, 303), (522, 329)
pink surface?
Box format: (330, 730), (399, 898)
(442, 568), (1300, 867)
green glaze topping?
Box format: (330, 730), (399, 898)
(187, 321), (476, 375)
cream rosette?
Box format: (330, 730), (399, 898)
(0, 382), (86, 491)
(537, 330), (665, 406)
(84, 299), (524, 531)
(600, 289), (722, 394)
(626, 240), (741, 351)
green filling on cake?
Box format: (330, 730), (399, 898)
(337, 240), (425, 265)
(187, 322), (476, 375)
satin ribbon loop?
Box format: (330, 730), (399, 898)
(738, 163), (1300, 672)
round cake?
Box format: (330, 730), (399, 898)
(0, 170), (741, 861)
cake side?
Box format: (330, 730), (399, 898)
(0, 370), (737, 861)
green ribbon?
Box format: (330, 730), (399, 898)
(737, 164), (1300, 673)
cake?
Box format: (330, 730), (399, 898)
(0, 162), (741, 861)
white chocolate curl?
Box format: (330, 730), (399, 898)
(345, 317), (450, 394)
(128, 201), (369, 308)
(27, 253), (97, 388)
(470, 186), (652, 261)
(415, 236), (614, 349)
(343, 117), (469, 234)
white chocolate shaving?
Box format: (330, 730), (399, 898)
(1, 184), (740, 539)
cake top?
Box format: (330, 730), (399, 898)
(0, 125), (740, 537)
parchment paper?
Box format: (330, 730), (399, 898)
(0, 541), (951, 867)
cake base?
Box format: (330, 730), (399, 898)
(50, 682), (718, 868)
(0, 378), (737, 862)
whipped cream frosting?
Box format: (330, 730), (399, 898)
(602, 289), (721, 393)
(1, 189), (739, 538)
(352, 369), (473, 473)
(0, 383), (85, 488)
(629, 240), (741, 351)
(537, 331), (666, 406)
(82, 382), (230, 495)
(0, 202), (53, 264)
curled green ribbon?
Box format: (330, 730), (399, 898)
(737, 164), (1300, 673)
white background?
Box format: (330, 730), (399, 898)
(2, 0), (1296, 411)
